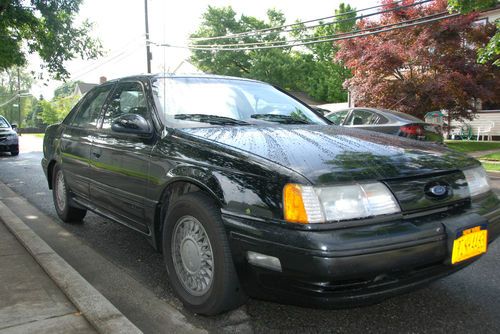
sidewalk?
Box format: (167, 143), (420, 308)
(0, 220), (96, 333)
(0, 183), (142, 334)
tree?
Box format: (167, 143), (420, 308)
(336, 0), (500, 121)
(190, 5), (355, 103)
(38, 100), (58, 125)
(190, 7), (290, 84)
(0, 0), (103, 79)
(291, 3), (357, 101)
(39, 94), (79, 125)
(0, 67), (34, 125)
(448, 0), (499, 66)
(54, 81), (83, 98)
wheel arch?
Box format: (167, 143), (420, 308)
(152, 177), (225, 252)
(47, 159), (58, 189)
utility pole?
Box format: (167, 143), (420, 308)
(144, 0), (152, 73)
(17, 68), (21, 128)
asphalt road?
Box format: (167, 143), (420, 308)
(1, 135), (500, 333)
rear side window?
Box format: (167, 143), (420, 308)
(327, 109), (350, 125)
(345, 109), (389, 125)
(71, 85), (113, 128)
(101, 82), (147, 129)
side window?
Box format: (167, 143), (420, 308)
(326, 109), (350, 125)
(102, 82), (147, 129)
(347, 109), (376, 126)
(374, 113), (389, 124)
(71, 86), (112, 128)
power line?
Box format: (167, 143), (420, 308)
(189, 0), (403, 42)
(188, 11), (448, 49)
(189, 0), (432, 42)
(0, 93), (32, 108)
(70, 40), (144, 81)
(70, 35), (144, 80)
(154, 12), (460, 52)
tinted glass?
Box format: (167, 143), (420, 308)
(102, 82), (147, 129)
(347, 109), (377, 125)
(71, 86), (112, 128)
(379, 108), (422, 122)
(0, 117), (9, 128)
(153, 77), (327, 126)
(326, 109), (350, 125)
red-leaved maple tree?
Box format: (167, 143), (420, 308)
(336, 0), (500, 121)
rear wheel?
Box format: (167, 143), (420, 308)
(163, 192), (246, 315)
(52, 165), (87, 223)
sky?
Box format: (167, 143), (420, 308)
(30, 0), (379, 99)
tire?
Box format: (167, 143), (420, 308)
(10, 150), (19, 156)
(52, 164), (87, 223)
(163, 192), (247, 315)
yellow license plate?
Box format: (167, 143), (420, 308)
(451, 226), (488, 264)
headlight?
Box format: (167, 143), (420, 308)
(6, 135), (16, 140)
(283, 182), (400, 224)
(463, 166), (491, 197)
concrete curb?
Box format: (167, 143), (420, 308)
(0, 201), (143, 334)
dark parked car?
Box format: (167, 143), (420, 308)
(325, 107), (443, 143)
(42, 74), (499, 315)
(0, 115), (19, 156)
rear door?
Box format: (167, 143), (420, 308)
(89, 81), (155, 233)
(59, 85), (113, 199)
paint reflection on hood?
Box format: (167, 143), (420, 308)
(179, 125), (477, 184)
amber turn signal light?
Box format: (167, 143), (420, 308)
(283, 184), (309, 224)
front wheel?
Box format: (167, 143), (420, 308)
(163, 192), (246, 315)
(11, 145), (19, 156)
(52, 165), (87, 223)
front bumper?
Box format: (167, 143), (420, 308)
(223, 193), (500, 308)
(0, 140), (18, 152)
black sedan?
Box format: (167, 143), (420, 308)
(325, 107), (443, 143)
(0, 115), (19, 155)
(42, 74), (499, 315)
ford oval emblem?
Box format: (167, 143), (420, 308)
(430, 185), (447, 196)
(425, 182), (450, 199)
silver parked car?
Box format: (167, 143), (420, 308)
(325, 107), (443, 143)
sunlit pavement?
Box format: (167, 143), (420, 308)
(1, 135), (500, 333)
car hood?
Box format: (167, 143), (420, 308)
(0, 128), (16, 136)
(178, 125), (478, 185)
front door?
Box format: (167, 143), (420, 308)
(89, 81), (154, 234)
(59, 85), (113, 199)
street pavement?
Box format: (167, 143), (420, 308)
(1, 135), (500, 333)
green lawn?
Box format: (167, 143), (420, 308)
(481, 162), (500, 172)
(445, 141), (500, 153)
(480, 152), (500, 161)
(477, 151), (500, 173)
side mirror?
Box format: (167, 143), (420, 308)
(111, 114), (152, 135)
(11, 123), (17, 130)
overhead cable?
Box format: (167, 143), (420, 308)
(154, 12), (460, 52)
(189, 0), (433, 42)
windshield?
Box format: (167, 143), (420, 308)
(0, 117), (10, 128)
(152, 77), (327, 127)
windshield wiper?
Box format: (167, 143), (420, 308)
(250, 114), (310, 124)
(174, 114), (250, 126)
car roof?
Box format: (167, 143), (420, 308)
(107, 73), (264, 85)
